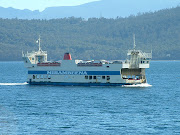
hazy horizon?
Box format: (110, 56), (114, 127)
(0, 0), (100, 11)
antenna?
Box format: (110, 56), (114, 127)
(151, 44), (152, 53)
(133, 34), (136, 50)
(38, 35), (41, 51)
(36, 35), (41, 52)
(151, 45), (153, 59)
(22, 50), (24, 57)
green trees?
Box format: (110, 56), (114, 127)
(0, 7), (180, 61)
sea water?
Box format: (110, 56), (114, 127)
(0, 61), (180, 135)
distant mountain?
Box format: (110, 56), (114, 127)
(0, 0), (180, 19)
(0, 7), (40, 19)
(41, 0), (180, 19)
(0, 6), (180, 61)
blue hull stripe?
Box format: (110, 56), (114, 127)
(28, 71), (121, 75)
(28, 82), (129, 86)
(28, 71), (47, 74)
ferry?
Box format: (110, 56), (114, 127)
(22, 36), (152, 86)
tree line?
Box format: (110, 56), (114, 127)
(0, 7), (180, 61)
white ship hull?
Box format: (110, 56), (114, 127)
(23, 36), (152, 86)
(25, 60), (148, 86)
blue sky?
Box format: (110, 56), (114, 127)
(0, 0), (99, 11)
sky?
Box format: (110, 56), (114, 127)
(0, 0), (100, 11)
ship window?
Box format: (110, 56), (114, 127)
(93, 76), (96, 79)
(44, 75), (47, 79)
(89, 76), (92, 80)
(85, 76), (88, 79)
(102, 76), (106, 79)
(48, 75), (51, 79)
(107, 76), (110, 80)
(136, 76), (140, 80)
(32, 58), (34, 60)
(36, 75), (40, 79)
(33, 75), (35, 79)
(143, 61), (145, 63)
(106, 66), (109, 68)
(40, 75), (43, 79)
(122, 75), (127, 79)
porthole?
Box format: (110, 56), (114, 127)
(44, 75), (47, 79)
(48, 75), (51, 79)
(85, 76), (88, 79)
(107, 76), (110, 80)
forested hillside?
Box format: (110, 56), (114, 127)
(0, 7), (180, 61)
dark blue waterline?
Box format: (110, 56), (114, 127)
(28, 81), (129, 86)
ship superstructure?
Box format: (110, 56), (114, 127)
(22, 36), (152, 86)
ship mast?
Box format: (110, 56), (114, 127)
(133, 34), (136, 50)
(36, 35), (42, 52)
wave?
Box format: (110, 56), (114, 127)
(0, 82), (28, 86)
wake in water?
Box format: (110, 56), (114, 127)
(0, 82), (28, 86)
(122, 83), (152, 88)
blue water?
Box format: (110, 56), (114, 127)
(0, 61), (180, 135)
